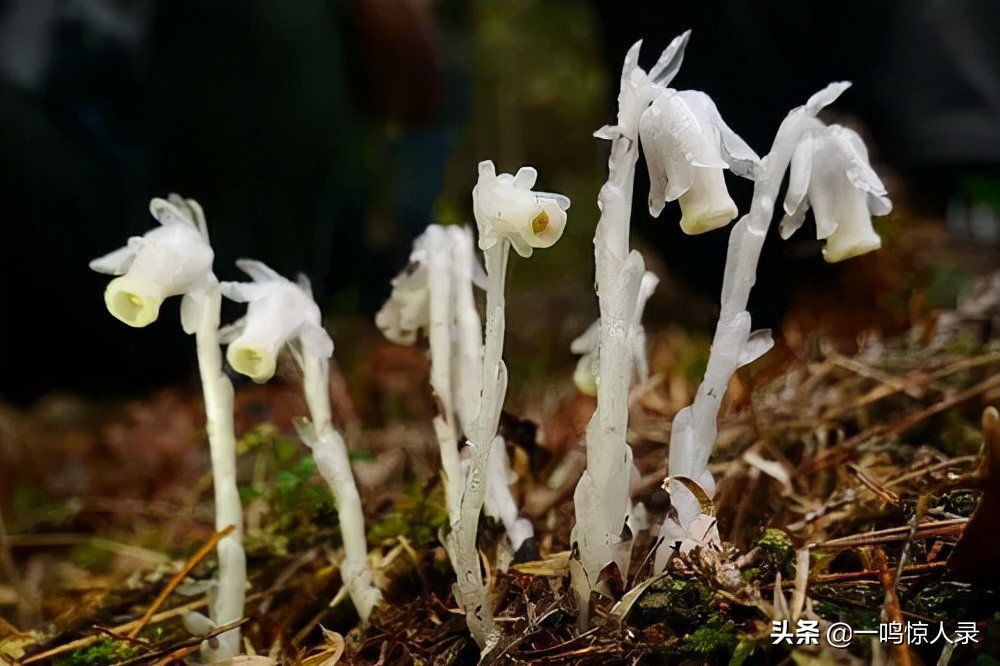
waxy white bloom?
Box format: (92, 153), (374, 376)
(780, 124), (892, 262)
(472, 160), (571, 258)
(220, 260), (333, 383)
(640, 90), (760, 234)
(375, 225), (485, 346)
(90, 197), (214, 330)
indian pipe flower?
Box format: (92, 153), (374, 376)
(639, 90), (760, 234)
(472, 160), (571, 258)
(779, 124), (893, 262)
(220, 260), (333, 383)
(89, 197), (214, 329)
(375, 225), (486, 346)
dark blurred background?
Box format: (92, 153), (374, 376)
(2, 0), (999, 405)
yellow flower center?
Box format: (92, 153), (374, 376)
(531, 210), (549, 235)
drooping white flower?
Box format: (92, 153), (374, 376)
(640, 90), (760, 234)
(90, 196), (215, 329)
(472, 161), (571, 258)
(220, 260), (333, 383)
(780, 124), (893, 262)
(375, 225), (486, 346)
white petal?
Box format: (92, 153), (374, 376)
(680, 90), (760, 178)
(868, 192), (893, 216)
(620, 40), (644, 86)
(220, 281), (273, 303)
(804, 81), (851, 115)
(737, 329), (774, 368)
(509, 234), (534, 258)
(149, 197), (195, 228)
(180, 292), (201, 334)
(296, 273), (313, 298)
(299, 322), (334, 359)
(779, 202), (810, 240)
(218, 316), (247, 344)
(513, 166), (537, 190)
(640, 106), (670, 217)
(570, 319), (602, 354)
(783, 134), (815, 218)
(478, 160), (496, 179)
(236, 258), (284, 283)
(648, 30), (691, 87)
(832, 126), (888, 196)
(89, 241), (138, 275)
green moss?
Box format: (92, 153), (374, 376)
(931, 490), (980, 517)
(367, 481), (449, 548)
(688, 620), (738, 656)
(56, 638), (142, 666)
(757, 528), (794, 578)
(633, 578), (718, 631)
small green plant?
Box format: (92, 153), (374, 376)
(56, 638), (142, 666)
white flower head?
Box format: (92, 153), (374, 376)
(90, 195), (215, 330)
(375, 225), (486, 346)
(779, 124), (892, 262)
(472, 161), (570, 258)
(640, 90), (760, 234)
(220, 260), (332, 383)
(595, 31), (691, 142)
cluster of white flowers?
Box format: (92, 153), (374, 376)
(88, 25), (897, 654)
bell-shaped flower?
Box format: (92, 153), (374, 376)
(639, 90), (760, 234)
(375, 257), (431, 346)
(472, 161), (570, 258)
(779, 124), (892, 262)
(220, 260), (333, 383)
(90, 196), (215, 329)
(376, 225), (487, 346)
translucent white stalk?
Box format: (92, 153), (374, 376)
(90, 195), (245, 661)
(658, 83), (855, 570)
(570, 33), (689, 622)
(298, 354), (381, 622)
(449, 240), (509, 650)
(194, 286), (246, 661)
(221, 260), (380, 621)
(447, 161), (568, 650)
(426, 230), (464, 525)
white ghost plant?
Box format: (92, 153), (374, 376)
(472, 161), (570, 258)
(90, 195), (246, 662)
(439, 162), (570, 650)
(221, 260), (333, 382)
(570, 33), (698, 627)
(91, 197), (214, 330)
(659, 81), (893, 571)
(640, 89), (760, 233)
(220, 260), (380, 622)
(780, 124), (893, 262)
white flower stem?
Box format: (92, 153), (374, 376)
(661, 113), (820, 567)
(452, 240), (510, 649)
(571, 128), (645, 616)
(194, 285), (246, 662)
(427, 246), (463, 522)
(302, 352), (381, 622)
